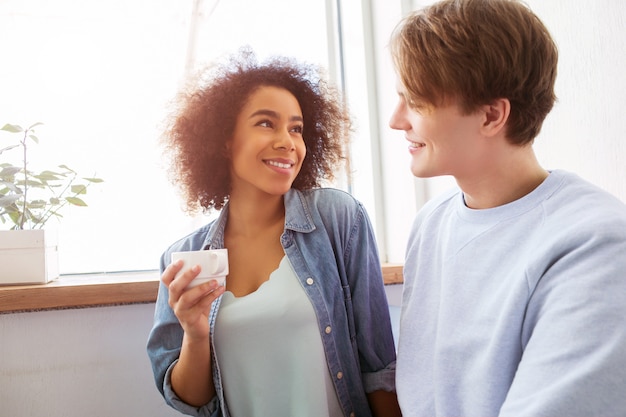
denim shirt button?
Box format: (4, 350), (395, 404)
(336, 371), (343, 379)
(306, 277), (314, 285)
(325, 326), (332, 334)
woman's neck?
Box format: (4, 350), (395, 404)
(225, 193), (285, 238)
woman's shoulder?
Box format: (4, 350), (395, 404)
(299, 186), (353, 197)
(296, 187), (363, 213)
(162, 221), (214, 256)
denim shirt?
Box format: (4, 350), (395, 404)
(147, 188), (397, 417)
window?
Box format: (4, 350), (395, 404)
(1, 0), (335, 273)
(6, 0), (471, 274)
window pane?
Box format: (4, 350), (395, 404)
(0, 0), (329, 273)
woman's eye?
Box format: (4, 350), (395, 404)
(256, 120), (273, 128)
(291, 125), (303, 134)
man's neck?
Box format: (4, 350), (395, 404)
(458, 148), (548, 209)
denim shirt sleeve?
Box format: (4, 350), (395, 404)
(147, 268), (221, 416)
(341, 196), (397, 393)
(146, 225), (224, 417)
(162, 359), (220, 417)
(287, 188), (397, 399)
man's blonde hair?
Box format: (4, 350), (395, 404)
(390, 0), (558, 145)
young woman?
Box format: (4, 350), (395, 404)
(147, 49), (400, 417)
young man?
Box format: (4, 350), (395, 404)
(388, 0), (626, 416)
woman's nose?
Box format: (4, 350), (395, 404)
(272, 129), (295, 150)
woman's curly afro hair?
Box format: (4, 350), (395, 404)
(161, 48), (352, 213)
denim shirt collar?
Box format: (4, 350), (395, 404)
(201, 188), (316, 250)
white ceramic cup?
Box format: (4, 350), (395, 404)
(171, 249), (228, 289)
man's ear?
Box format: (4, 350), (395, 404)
(480, 98), (510, 137)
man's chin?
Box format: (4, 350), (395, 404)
(410, 164), (436, 179)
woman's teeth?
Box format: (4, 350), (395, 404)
(267, 160), (292, 169)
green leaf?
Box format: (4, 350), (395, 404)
(83, 177), (104, 183)
(66, 196), (87, 206)
(28, 134), (39, 144)
(0, 144), (20, 155)
(58, 164), (76, 173)
(0, 166), (21, 177)
(26, 200), (47, 209)
(8, 211), (21, 225)
(2, 202), (19, 212)
(0, 194), (22, 208)
(0, 180), (21, 193)
(71, 184), (87, 194)
(1, 124), (23, 133)
(40, 170), (62, 175)
(16, 179), (46, 188)
(27, 122), (44, 130)
(34, 172), (62, 181)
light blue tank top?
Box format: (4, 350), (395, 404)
(214, 256), (343, 417)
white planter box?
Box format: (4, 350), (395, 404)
(0, 229), (59, 285)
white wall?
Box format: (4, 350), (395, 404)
(0, 290), (403, 417)
(0, 304), (179, 417)
(529, 0), (626, 202)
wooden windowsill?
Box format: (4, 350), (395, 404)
(381, 263), (404, 285)
(0, 264), (403, 314)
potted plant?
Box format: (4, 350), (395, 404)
(0, 122), (103, 285)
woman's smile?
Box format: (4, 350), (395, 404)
(264, 158), (296, 170)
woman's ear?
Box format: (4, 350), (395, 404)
(481, 98), (510, 137)
(222, 140), (232, 157)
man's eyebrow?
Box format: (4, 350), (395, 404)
(249, 109), (303, 122)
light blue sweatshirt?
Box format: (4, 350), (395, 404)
(397, 170), (626, 416)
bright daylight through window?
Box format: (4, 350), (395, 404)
(0, 0), (333, 274)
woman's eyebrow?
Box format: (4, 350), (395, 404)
(249, 109), (303, 123)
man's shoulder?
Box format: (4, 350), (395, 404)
(546, 170), (626, 221)
(418, 187), (460, 218)
(531, 171), (626, 254)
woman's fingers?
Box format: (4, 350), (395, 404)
(162, 259), (184, 287)
(178, 279), (224, 311)
(197, 280), (226, 306)
(172, 280), (225, 340)
(165, 261), (202, 300)
(165, 262), (224, 310)
(161, 258), (226, 338)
